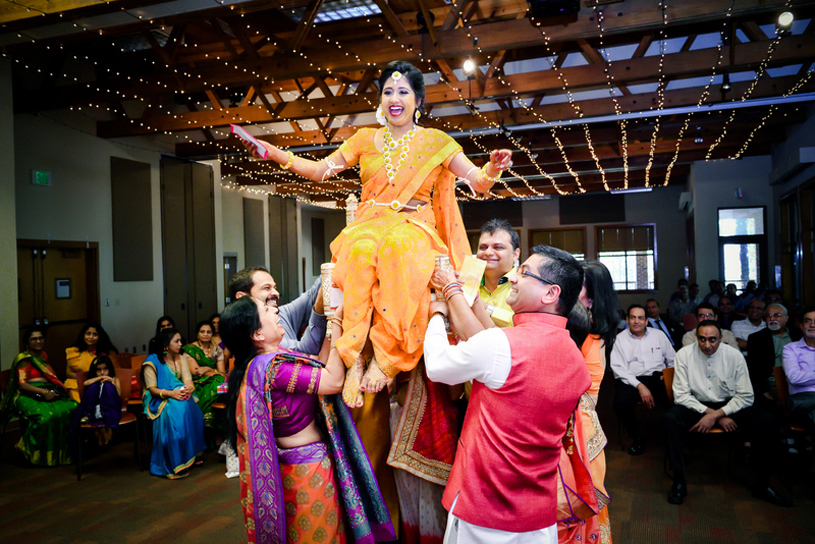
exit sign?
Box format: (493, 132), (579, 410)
(31, 170), (52, 186)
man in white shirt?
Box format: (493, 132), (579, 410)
(731, 298), (766, 354)
(611, 304), (676, 456)
(665, 320), (790, 507)
(425, 245), (590, 544)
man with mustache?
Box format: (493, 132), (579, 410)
(782, 306), (815, 480)
(228, 267), (326, 355)
(476, 219), (521, 328)
(665, 320), (790, 506)
(746, 303), (802, 410)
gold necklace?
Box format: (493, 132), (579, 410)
(382, 126), (415, 184)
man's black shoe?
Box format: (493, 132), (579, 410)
(627, 441), (646, 456)
(667, 482), (687, 505)
(752, 485), (793, 507)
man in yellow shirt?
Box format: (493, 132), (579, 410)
(476, 219), (520, 328)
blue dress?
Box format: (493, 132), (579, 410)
(142, 354), (206, 478)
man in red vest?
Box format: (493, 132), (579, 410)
(425, 244), (591, 542)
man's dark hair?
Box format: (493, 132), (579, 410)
(646, 298), (659, 308)
(764, 289), (782, 303)
(228, 267), (269, 300)
(479, 219), (520, 251)
(696, 319), (722, 335)
(689, 283), (699, 289)
(696, 302), (716, 317)
(718, 295), (734, 306)
(799, 306), (815, 321)
(627, 304), (646, 317)
(530, 245), (583, 316)
(677, 279), (688, 287)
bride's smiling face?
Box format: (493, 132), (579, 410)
(381, 76), (420, 128)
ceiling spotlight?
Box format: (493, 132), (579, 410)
(721, 72), (731, 93)
(694, 126), (703, 144)
(462, 59), (476, 78)
(777, 11), (794, 30)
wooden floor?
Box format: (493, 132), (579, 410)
(1, 393), (814, 543)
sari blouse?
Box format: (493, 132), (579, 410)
(334, 127), (471, 269)
(267, 354), (322, 438)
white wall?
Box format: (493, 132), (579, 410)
(521, 185), (689, 310)
(219, 184), (270, 297)
(689, 155), (774, 289)
(298, 203), (346, 292)
(0, 59), (20, 368)
(14, 113), (165, 354)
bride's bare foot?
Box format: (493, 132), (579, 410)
(360, 360), (390, 394)
(342, 356), (365, 408)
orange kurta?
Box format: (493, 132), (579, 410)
(330, 127), (470, 379)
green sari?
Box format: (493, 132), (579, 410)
(1, 352), (78, 466)
(181, 344), (225, 427)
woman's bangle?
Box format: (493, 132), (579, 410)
(481, 164), (501, 184)
(330, 316), (343, 328)
(431, 311), (447, 320)
(159, 390), (164, 399)
(281, 151), (294, 170)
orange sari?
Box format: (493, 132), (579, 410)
(559, 334), (612, 543)
(330, 127), (470, 379)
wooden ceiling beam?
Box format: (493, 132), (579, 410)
(226, 18), (261, 59)
(288, 0), (325, 53)
(417, 0), (440, 50)
(92, 36), (815, 136)
(371, 0), (409, 37)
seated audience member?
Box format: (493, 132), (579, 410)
(732, 299), (766, 354)
(228, 267), (326, 355)
(688, 283), (702, 308)
(735, 280), (758, 312)
(782, 307), (815, 478)
(65, 323), (119, 402)
(425, 245), (590, 542)
(764, 289), (783, 305)
(72, 355), (122, 446)
(611, 304), (675, 455)
(682, 303), (739, 348)
(665, 321), (790, 506)
(703, 280), (723, 308)
(142, 328), (206, 479)
(746, 303), (802, 408)
(148, 315), (177, 356)
(0, 327), (77, 466)
(183, 320), (226, 429)
(646, 298), (677, 347)
(717, 295), (741, 330)
(476, 218), (520, 328)
(220, 296), (393, 544)
(669, 279), (689, 302)
(668, 285), (696, 328)
(210, 313), (222, 347)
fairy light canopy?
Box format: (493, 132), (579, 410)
(4, 0), (815, 204)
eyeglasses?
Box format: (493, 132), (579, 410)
(697, 313), (715, 320)
(518, 265), (558, 286)
(29, 337), (45, 342)
(766, 312), (784, 319)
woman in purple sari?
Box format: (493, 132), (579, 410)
(220, 296), (394, 544)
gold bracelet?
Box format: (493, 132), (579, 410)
(330, 316), (343, 328)
(159, 390), (164, 399)
(281, 151), (294, 170)
(481, 164), (501, 184)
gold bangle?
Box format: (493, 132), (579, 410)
(281, 151), (294, 170)
(159, 390), (164, 399)
(481, 164), (501, 184)
(330, 317), (343, 328)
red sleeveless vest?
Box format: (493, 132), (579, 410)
(442, 312), (591, 532)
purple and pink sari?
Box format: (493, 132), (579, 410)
(236, 350), (394, 544)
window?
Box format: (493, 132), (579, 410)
(718, 207), (766, 291)
(596, 225), (656, 291)
(529, 228), (586, 261)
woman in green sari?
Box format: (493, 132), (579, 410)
(182, 320), (226, 427)
(1, 327), (78, 466)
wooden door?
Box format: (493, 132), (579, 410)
(17, 240), (100, 378)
